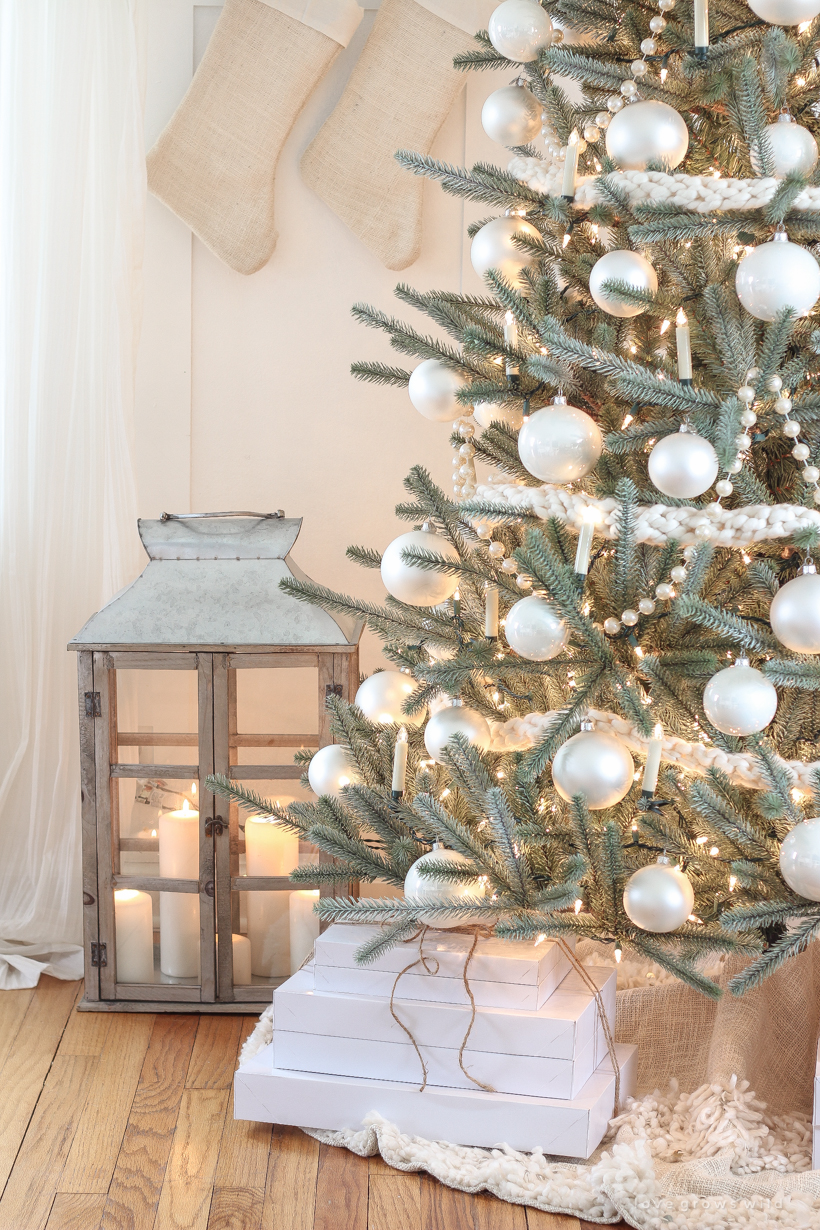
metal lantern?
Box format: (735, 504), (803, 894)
(69, 513), (362, 1012)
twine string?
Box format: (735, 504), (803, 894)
(556, 937), (621, 1112)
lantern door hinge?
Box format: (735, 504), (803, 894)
(90, 941), (107, 967)
(85, 691), (102, 718)
(325, 684), (343, 700)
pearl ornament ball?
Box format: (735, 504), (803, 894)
(517, 396), (603, 483)
(504, 594), (569, 660)
(605, 100), (689, 172)
(471, 216), (541, 282)
(648, 428), (719, 499)
(589, 250), (658, 317)
(736, 230), (820, 321)
(769, 565), (820, 654)
(623, 857), (695, 932)
(423, 701), (491, 765)
(552, 725), (634, 810)
(404, 846), (487, 929)
(487, 0), (553, 62)
(780, 819), (820, 900)
(473, 402), (524, 430)
(748, 0), (820, 25)
(308, 744), (361, 798)
(355, 671), (418, 725)
(408, 359), (465, 422)
(702, 658), (778, 736)
(752, 113), (818, 178)
(481, 84), (542, 147)
(381, 526), (460, 607)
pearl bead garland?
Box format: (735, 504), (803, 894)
(600, 548), (689, 638)
(452, 420), (477, 499)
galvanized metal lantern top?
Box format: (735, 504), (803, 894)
(69, 512), (362, 650)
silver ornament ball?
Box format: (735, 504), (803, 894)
(589, 249), (658, 317)
(552, 726), (634, 810)
(355, 671), (418, 725)
(748, 0), (820, 23)
(623, 857), (695, 932)
(770, 566), (820, 654)
(752, 114), (818, 177)
(481, 84), (542, 146)
(487, 0), (553, 61)
(504, 594), (568, 660)
(471, 215), (541, 283)
(702, 659), (778, 736)
(404, 846), (487, 929)
(381, 527), (460, 607)
(424, 701), (491, 765)
(605, 100), (689, 172)
(308, 744), (361, 798)
(517, 396), (603, 483)
(408, 359), (465, 422)
(736, 231), (820, 321)
(473, 401), (524, 430)
(780, 818), (820, 900)
(648, 428), (719, 498)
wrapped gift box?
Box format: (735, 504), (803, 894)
(234, 1040), (638, 1160)
(312, 924), (574, 1010)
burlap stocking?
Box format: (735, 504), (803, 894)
(147, 0), (363, 275)
(301, 0), (495, 271)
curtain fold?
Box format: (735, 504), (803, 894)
(0, 0), (146, 989)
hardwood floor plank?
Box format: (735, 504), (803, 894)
(58, 1009), (112, 1057)
(212, 1102), (270, 1191)
(59, 1014), (155, 1193)
(368, 1154), (396, 1176)
(0, 1054), (96, 1230)
(45, 1192), (106, 1230)
(526, 1213), (581, 1230)
(100, 1015), (198, 1230)
(263, 1125), (318, 1230)
(206, 1185), (263, 1230)
(0, 977), (81, 1191)
(368, 1174), (421, 1230)
(314, 1143), (367, 1230)
(0, 988), (34, 1073)
(186, 1017), (243, 1091)
(153, 1088), (229, 1229)
(421, 1175), (528, 1229)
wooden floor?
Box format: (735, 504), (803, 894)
(0, 977), (625, 1230)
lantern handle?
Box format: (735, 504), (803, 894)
(160, 510), (285, 521)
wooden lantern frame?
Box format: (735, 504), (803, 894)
(70, 514), (362, 1012)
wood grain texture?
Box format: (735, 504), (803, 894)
(45, 1192), (106, 1230)
(60, 1014), (154, 1194)
(58, 1009), (112, 1057)
(186, 1016), (242, 1090)
(368, 1175), (422, 1230)
(0, 976), (79, 1190)
(421, 1176), (528, 1229)
(100, 1015), (198, 1230)
(264, 1125), (319, 1230)
(0, 987), (33, 1073)
(314, 1143), (368, 1230)
(527, 1213), (581, 1230)
(206, 1185), (264, 1230)
(154, 1089), (228, 1230)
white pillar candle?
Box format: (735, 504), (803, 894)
(392, 727), (409, 797)
(574, 507), (601, 575)
(561, 133), (580, 199)
(217, 933), (252, 986)
(159, 803), (200, 979)
(289, 890), (320, 973)
(676, 309), (692, 381)
(694, 0), (708, 48)
(485, 585), (499, 638)
(642, 723), (664, 794)
(114, 889), (154, 983)
(245, 816), (299, 977)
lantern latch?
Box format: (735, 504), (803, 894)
(325, 684), (343, 700)
(90, 941), (107, 967)
(203, 881), (215, 898)
(205, 817), (225, 838)
(85, 691), (101, 718)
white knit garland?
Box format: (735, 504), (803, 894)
(509, 157), (820, 214)
(471, 477), (820, 548)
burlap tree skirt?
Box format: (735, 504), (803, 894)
(241, 946), (820, 1227)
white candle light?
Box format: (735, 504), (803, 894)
(217, 933), (252, 985)
(562, 131), (580, 199)
(159, 801), (200, 979)
(289, 890), (320, 973)
(392, 727), (409, 797)
(245, 816), (299, 977)
(485, 584), (499, 639)
(114, 889), (154, 983)
(642, 723), (664, 794)
(574, 506), (602, 575)
(504, 310), (519, 378)
(694, 0), (709, 48)
(676, 309), (693, 382)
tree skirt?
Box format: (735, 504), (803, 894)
(240, 947), (820, 1228)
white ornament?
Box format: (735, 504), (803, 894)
(487, 0), (553, 62)
(424, 700), (491, 764)
(308, 744), (361, 798)
(702, 658), (778, 736)
(481, 84), (542, 146)
(471, 215), (541, 282)
(622, 856), (694, 932)
(355, 671), (418, 725)
(770, 563), (820, 653)
(589, 250), (658, 317)
(381, 526), (460, 607)
(752, 113), (818, 177)
(504, 595), (568, 660)
(474, 401), (524, 430)
(748, 0), (820, 24)
(404, 845), (487, 928)
(780, 818), (820, 899)
(605, 100), (689, 172)
(647, 427), (719, 499)
(408, 360), (465, 423)
(517, 396), (603, 484)
(551, 722), (634, 810)
(736, 229), (820, 321)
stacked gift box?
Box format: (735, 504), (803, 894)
(235, 923), (637, 1159)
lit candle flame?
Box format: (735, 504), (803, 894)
(676, 308), (687, 326)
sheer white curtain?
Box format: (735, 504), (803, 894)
(0, 0), (146, 988)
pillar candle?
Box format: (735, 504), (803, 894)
(485, 585), (499, 639)
(561, 133), (580, 199)
(159, 803), (200, 979)
(694, 0), (708, 48)
(114, 889), (154, 983)
(574, 507), (601, 575)
(217, 933), (252, 986)
(642, 723), (664, 794)
(392, 727), (409, 797)
(246, 816), (299, 977)
(676, 309), (692, 382)
(289, 890), (320, 973)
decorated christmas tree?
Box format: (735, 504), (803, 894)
(212, 0), (820, 998)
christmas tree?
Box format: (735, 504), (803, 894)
(211, 0), (820, 998)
